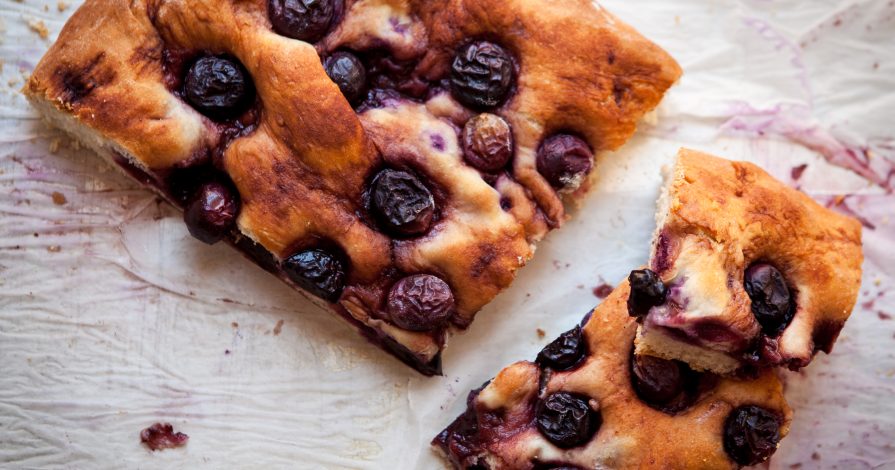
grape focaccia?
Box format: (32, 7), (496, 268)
(434, 280), (792, 469)
(629, 149), (863, 374)
(25, 0), (680, 374)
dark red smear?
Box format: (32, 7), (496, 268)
(592, 283), (613, 299)
(861, 291), (884, 310)
(879, 312), (892, 320)
(140, 423), (189, 451)
(791, 164), (808, 180)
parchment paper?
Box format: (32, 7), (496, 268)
(0, 0), (893, 468)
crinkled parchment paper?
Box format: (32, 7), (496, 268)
(0, 0), (893, 468)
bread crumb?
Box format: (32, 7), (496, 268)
(27, 19), (49, 39)
(58, 1), (69, 12)
(49, 138), (61, 154)
(536, 328), (546, 339)
(47, 245), (61, 253)
(51, 191), (67, 205)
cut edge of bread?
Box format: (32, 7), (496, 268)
(649, 152), (677, 265)
(634, 326), (740, 375)
(25, 93), (147, 174)
(635, 150), (740, 375)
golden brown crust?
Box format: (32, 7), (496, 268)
(640, 149), (863, 372)
(434, 281), (792, 469)
(25, 0), (680, 373)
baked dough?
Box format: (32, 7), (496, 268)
(634, 149), (863, 374)
(433, 280), (792, 469)
(25, 0), (680, 374)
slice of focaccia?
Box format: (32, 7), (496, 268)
(628, 149), (863, 374)
(24, 0), (681, 374)
(434, 280), (792, 469)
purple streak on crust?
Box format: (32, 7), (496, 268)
(647, 320), (750, 355)
(579, 310), (593, 327)
(140, 423), (188, 451)
(113, 153), (157, 186)
(651, 228), (674, 274)
(692, 320), (748, 346)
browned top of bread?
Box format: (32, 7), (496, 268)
(434, 280), (792, 469)
(25, 0), (680, 373)
(642, 149), (863, 371)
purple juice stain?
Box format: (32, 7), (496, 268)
(721, 102), (895, 191)
(592, 283), (613, 299)
(430, 133), (446, 151)
(652, 229), (674, 273)
(389, 16), (409, 34)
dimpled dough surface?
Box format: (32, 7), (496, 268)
(1, 0), (894, 469)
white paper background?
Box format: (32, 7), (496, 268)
(1, 0), (893, 468)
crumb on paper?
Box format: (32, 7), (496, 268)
(51, 191), (67, 205)
(536, 328), (546, 339)
(832, 194), (846, 206)
(27, 19), (49, 39)
(592, 283), (614, 299)
(273, 319), (285, 336)
(58, 1), (69, 12)
(47, 245), (61, 253)
(48, 138), (61, 154)
(140, 423), (188, 451)
(231, 321), (238, 328)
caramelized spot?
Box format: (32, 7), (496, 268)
(54, 53), (116, 104)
